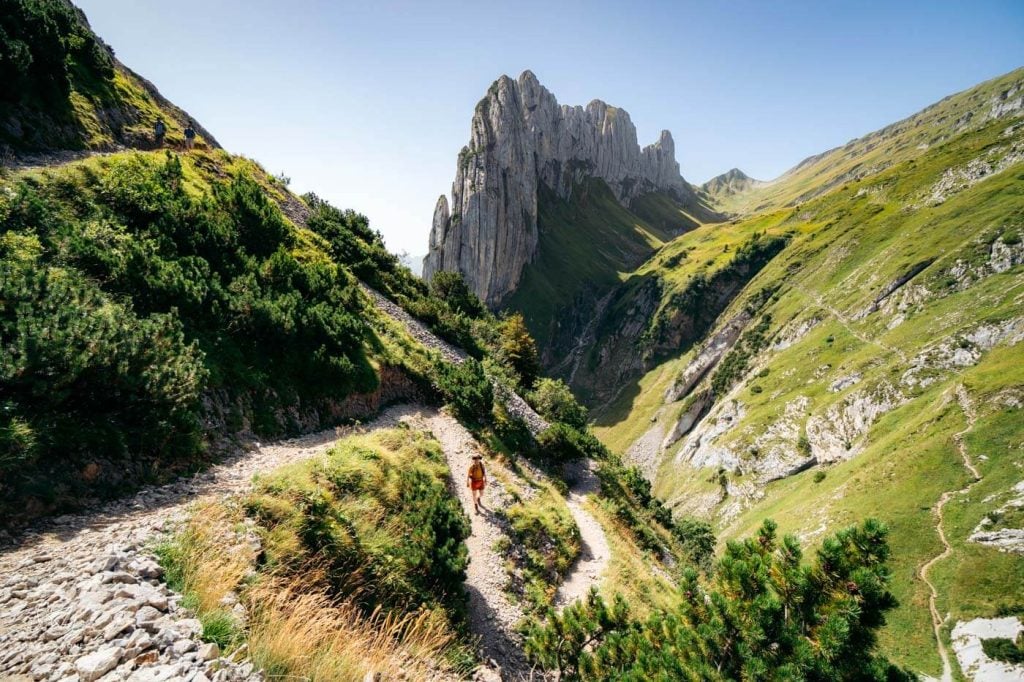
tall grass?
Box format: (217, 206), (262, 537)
(248, 576), (457, 681)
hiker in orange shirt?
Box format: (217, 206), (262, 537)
(467, 454), (487, 514)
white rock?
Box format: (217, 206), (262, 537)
(197, 642), (219, 661)
(74, 647), (123, 682)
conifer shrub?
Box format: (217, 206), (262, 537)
(432, 358), (493, 425)
(0, 152), (382, 518)
(525, 519), (913, 681)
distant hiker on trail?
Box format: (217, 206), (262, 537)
(154, 118), (166, 148)
(467, 454), (487, 514)
(184, 122), (196, 150)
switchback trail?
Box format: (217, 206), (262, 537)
(918, 385), (982, 682)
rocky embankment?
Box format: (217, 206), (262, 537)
(0, 424), (354, 682)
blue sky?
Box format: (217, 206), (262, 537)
(76, 0), (1024, 254)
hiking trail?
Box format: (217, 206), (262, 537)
(918, 384), (982, 682)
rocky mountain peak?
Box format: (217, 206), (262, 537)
(701, 167), (760, 198)
(424, 71), (698, 306)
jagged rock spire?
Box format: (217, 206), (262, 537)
(424, 71), (696, 307)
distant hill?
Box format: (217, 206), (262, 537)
(700, 167), (762, 203)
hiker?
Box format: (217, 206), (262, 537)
(184, 122), (196, 150)
(154, 118), (166, 148)
(467, 454), (486, 514)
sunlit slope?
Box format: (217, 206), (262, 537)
(593, 76), (1024, 675)
(705, 67), (1024, 216)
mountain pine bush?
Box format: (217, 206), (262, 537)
(525, 519), (913, 681)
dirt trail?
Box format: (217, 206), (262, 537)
(918, 385), (982, 682)
(555, 460), (611, 608)
(397, 408), (534, 680)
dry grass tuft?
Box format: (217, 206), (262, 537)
(247, 574), (457, 681)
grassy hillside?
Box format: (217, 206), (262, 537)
(713, 68), (1024, 216)
(593, 68), (1024, 675)
(0, 148), (439, 519)
(0, 0), (216, 155)
(503, 179), (682, 353)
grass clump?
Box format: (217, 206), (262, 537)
(157, 427), (472, 680)
(500, 486), (581, 611)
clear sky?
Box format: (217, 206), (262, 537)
(75, 0), (1024, 255)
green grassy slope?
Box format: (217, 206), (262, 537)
(592, 75), (1024, 674)
(0, 0), (216, 154)
(502, 178), (681, 354)
(712, 67), (1024, 215)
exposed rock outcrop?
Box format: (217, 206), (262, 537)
(424, 70), (699, 306)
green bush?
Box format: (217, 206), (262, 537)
(0, 261), (205, 475)
(525, 519), (912, 681)
(433, 359), (493, 425)
(0, 152), (384, 516)
(537, 423), (607, 463)
(529, 378), (588, 429)
(670, 516), (716, 572)
(0, 0), (114, 108)
(495, 312), (541, 388)
(429, 271), (486, 318)
(981, 636), (1024, 664)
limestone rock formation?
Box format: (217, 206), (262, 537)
(424, 70), (699, 306)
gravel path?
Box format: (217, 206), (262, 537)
(397, 408), (535, 680)
(0, 405), (413, 682)
(555, 460), (610, 608)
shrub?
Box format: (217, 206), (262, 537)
(433, 359), (493, 425)
(537, 423), (608, 463)
(429, 271), (485, 317)
(981, 636), (1024, 664)
(0, 152), (386, 517)
(671, 516), (716, 572)
(495, 312), (541, 388)
(529, 378), (588, 429)
(525, 519), (912, 681)
(814, 470), (827, 483)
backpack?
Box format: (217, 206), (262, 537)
(469, 461), (485, 482)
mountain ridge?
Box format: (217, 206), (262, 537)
(423, 70), (717, 307)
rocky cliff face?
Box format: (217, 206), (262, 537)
(424, 71), (698, 306)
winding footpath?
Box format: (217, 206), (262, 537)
(0, 283), (612, 682)
(555, 461), (611, 609)
(918, 385), (982, 682)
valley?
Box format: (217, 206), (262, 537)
(426, 68), (1024, 678)
(2, 1), (1022, 680)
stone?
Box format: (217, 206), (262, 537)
(171, 638), (196, 655)
(135, 605), (162, 630)
(74, 647), (123, 682)
(197, 642), (219, 661)
(103, 616), (133, 641)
